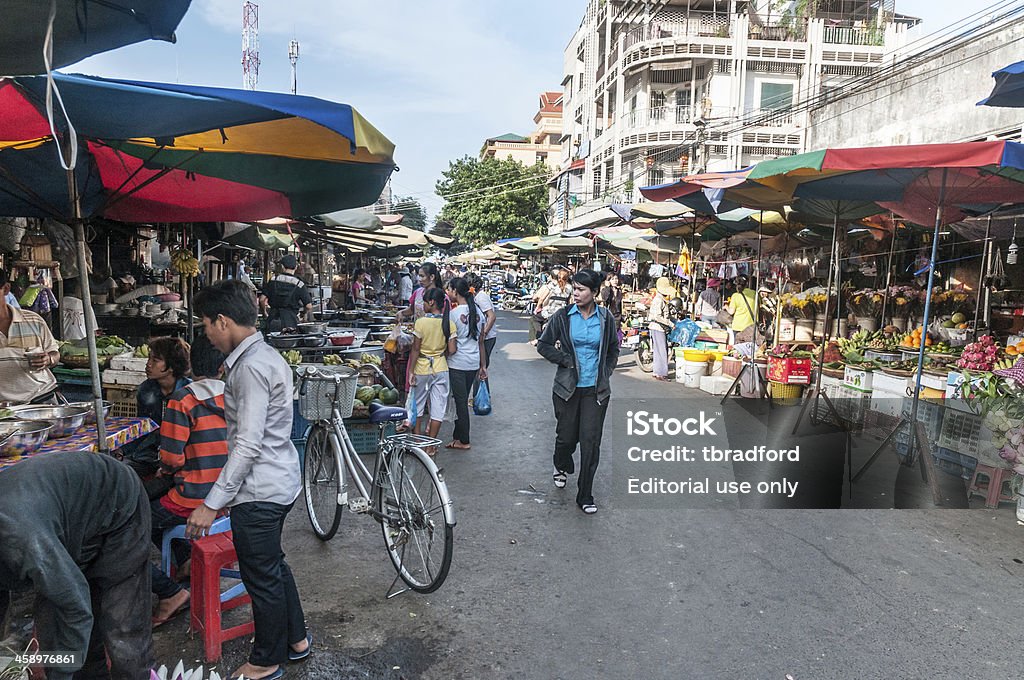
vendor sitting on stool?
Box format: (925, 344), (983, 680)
(0, 268), (60, 404)
(0, 451), (155, 679)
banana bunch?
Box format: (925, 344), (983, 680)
(171, 248), (200, 277)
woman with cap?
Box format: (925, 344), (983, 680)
(647, 277), (676, 381)
(537, 269), (619, 515)
(697, 278), (723, 325)
(259, 254), (312, 332)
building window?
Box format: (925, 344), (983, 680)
(648, 167), (664, 186)
(759, 82), (794, 111)
(675, 90), (691, 123)
(650, 91), (666, 121)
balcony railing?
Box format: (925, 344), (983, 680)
(823, 24), (885, 46)
(622, 105), (699, 129)
(623, 15), (732, 49)
(748, 20), (808, 42)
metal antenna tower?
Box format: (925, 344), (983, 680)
(242, 1), (260, 90)
(288, 40), (300, 94)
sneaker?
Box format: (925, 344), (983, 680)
(552, 468), (567, 489)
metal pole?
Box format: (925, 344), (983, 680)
(67, 168), (108, 447)
(907, 170), (948, 462)
(811, 212), (842, 403)
(879, 216), (897, 326)
(972, 214), (992, 339)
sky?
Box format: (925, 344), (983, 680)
(73, 0), (975, 225)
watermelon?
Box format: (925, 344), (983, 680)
(380, 388), (399, 405)
(355, 386), (376, 403)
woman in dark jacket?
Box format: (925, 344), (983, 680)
(536, 270), (619, 515)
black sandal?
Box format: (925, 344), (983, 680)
(552, 469), (567, 489)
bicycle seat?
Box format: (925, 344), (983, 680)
(368, 402), (407, 424)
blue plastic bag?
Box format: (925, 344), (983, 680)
(668, 319), (700, 347)
(473, 381), (492, 416)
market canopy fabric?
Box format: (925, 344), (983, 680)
(1, 1), (191, 75)
(747, 141), (1024, 226)
(978, 61), (1024, 108)
(0, 73), (396, 222)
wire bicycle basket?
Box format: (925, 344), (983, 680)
(298, 365), (358, 420)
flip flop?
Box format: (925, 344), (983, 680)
(228, 668), (283, 680)
(151, 596), (190, 628)
(289, 632), (313, 662)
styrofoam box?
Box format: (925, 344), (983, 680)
(102, 369), (147, 386)
(700, 375), (734, 395)
(872, 371), (909, 396)
(843, 366), (873, 393)
(110, 353), (148, 371)
(870, 389), (905, 418)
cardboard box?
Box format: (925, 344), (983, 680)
(843, 366), (874, 393)
(767, 357), (811, 384)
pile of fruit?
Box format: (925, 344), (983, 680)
(360, 353), (382, 367)
(134, 344), (150, 358)
(323, 354), (344, 366)
(352, 384), (400, 416)
(170, 248), (200, 277)
(1004, 339), (1024, 357)
(280, 349), (302, 365)
(900, 327), (931, 349)
(941, 312), (970, 330)
(822, 341), (843, 364)
(955, 335), (1002, 372)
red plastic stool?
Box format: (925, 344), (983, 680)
(190, 532), (254, 662)
(967, 464), (1016, 509)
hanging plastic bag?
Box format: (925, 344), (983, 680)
(668, 318), (700, 347)
(404, 388), (417, 429)
(473, 381), (492, 416)
(385, 323), (413, 353)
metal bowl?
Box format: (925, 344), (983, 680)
(0, 420), (53, 457)
(268, 333), (302, 349)
(301, 335), (326, 347)
(13, 405), (89, 438)
(67, 400), (113, 425)
(297, 322), (327, 335)
(370, 330), (390, 342)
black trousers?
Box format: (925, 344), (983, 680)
(149, 498), (188, 600)
(231, 501), (307, 667)
(529, 314), (545, 341)
(37, 485), (154, 680)
(448, 368), (476, 444)
(552, 387), (609, 507)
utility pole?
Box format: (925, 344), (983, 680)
(289, 40), (300, 95)
(242, 1), (260, 90)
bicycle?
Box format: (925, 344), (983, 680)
(296, 363), (455, 594)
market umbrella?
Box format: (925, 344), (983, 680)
(1, 0), (191, 75)
(748, 141), (1024, 462)
(978, 61), (1024, 108)
(0, 73), (396, 442)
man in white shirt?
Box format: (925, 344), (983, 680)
(0, 269), (59, 403)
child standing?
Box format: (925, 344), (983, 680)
(407, 288), (456, 454)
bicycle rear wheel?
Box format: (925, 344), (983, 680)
(303, 423), (343, 540)
(378, 446), (453, 592)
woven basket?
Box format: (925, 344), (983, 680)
(769, 381), (804, 400)
(298, 366), (358, 421)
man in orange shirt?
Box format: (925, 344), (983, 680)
(150, 335), (229, 626)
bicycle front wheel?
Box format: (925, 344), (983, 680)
(303, 423), (343, 540)
(379, 446), (453, 592)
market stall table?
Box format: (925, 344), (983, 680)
(0, 416), (158, 471)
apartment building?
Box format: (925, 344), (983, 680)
(556, 0), (917, 231)
(481, 91), (564, 168)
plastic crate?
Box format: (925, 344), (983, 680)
(937, 407), (988, 458)
(932, 446), (978, 480)
(110, 399), (137, 418)
(893, 397), (944, 456)
(344, 418), (397, 455)
(291, 401), (311, 440)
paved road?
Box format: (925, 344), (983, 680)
(153, 311), (1024, 679)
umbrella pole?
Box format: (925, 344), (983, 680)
(908, 174), (948, 464)
(67, 168), (108, 447)
(972, 214), (992, 340)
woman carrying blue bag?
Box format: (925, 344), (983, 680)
(536, 269), (619, 515)
(445, 277), (488, 450)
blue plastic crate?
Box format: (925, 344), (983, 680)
(932, 446), (977, 480)
(292, 400), (311, 440)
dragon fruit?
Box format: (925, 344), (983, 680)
(956, 335), (1003, 371)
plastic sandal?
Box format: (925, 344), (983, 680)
(552, 469), (567, 489)
(289, 632), (313, 662)
(581, 504), (598, 514)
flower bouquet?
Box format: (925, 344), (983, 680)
(781, 293), (816, 319)
(848, 289), (882, 317)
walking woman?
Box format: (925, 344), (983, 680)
(647, 277), (676, 382)
(407, 288), (456, 453)
(465, 272), (497, 396)
(398, 261), (443, 322)
(536, 270), (619, 515)
(445, 277), (487, 450)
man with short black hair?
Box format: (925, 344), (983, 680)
(0, 268), (60, 403)
(259, 254), (312, 332)
(189, 280), (309, 680)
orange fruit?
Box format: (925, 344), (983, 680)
(1008, 346), (1020, 356)
(1016, 341), (1024, 352)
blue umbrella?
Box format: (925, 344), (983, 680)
(1, 1), (191, 75)
(978, 61), (1024, 108)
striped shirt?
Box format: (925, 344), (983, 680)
(159, 379), (229, 511)
(0, 305), (58, 402)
